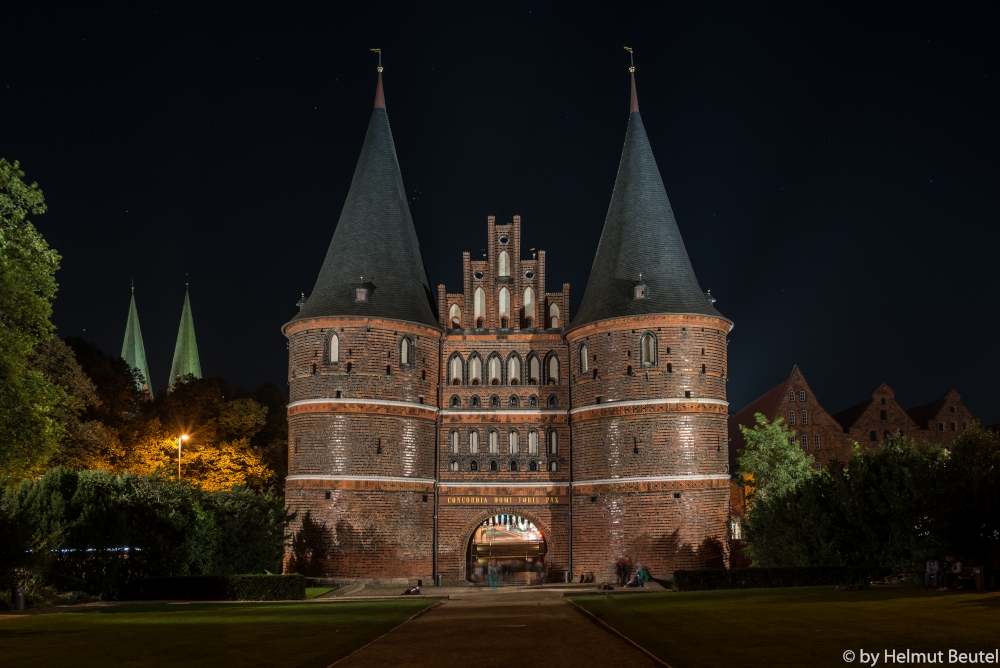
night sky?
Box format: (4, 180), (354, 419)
(3, 2), (998, 422)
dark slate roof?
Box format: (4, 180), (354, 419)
(289, 74), (439, 330)
(905, 396), (948, 428)
(570, 74), (724, 331)
(832, 400), (872, 432)
(727, 376), (790, 473)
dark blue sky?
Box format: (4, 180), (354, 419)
(3, 1), (998, 422)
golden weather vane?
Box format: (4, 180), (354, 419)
(370, 48), (383, 73)
(624, 46), (635, 72)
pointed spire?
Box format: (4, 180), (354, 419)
(372, 48), (385, 109)
(289, 56), (439, 330)
(626, 46), (639, 113)
(570, 61), (724, 330)
(169, 284), (203, 389)
(121, 287), (153, 398)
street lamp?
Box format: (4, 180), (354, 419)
(178, 434), (189, 479)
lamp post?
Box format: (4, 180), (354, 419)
(177, 434), (189, 479)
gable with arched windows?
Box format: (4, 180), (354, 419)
(327, 331), (340, 363)
(448, 353), (464, 385)
(640, 331), (656, 367)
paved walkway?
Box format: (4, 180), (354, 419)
(331, 589), (665, 668)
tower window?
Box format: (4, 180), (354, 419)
(470, 460), (479, 471)
(580, 344), (590, 374)
(547, 395), (557, 408)
(529, 356), (540, 385)
(634, 284), (647, 299)
(529, 460), (538, 472)
(547, 430), (558, 455)
(328, 332), (339, 363)
(509, 460), (519, 472)
(508, 356), (521, 384)
(547, 356), (560, 384)
(470, 395), (481, 408)
(640, 333), (656, 366)
(528, 430), (539, 455)
(469, 430), (480, 454)
(509, 395), (519, 408)
(489, 395), (500, 409)
(499, 287), (510, 321)
(524, 287), (536, 322)
(667, 363), (673, 373)
(508, 430), (519, 454)
(701, 364), (706, 374)
(448, 460), (459, 472)
(488, 430), (499, 454)
(355, 287), (368, 302)
(469, 356), (482, 384)
(400, 337), (412, 366)
(450, 395), (461, 408)
(489, 356), (502, 385)
(528, 395), (538, 408)
(474, 287), (486, 325)
(490, 460), (499, 472)
(449, 355), (464, 385)
(547, 460), (559, 472)
(449, 430), (460, 454)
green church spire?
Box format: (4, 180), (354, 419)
(169, 284), (202, 389)
(121, 285), (153, 398)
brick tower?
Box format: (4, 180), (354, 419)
(566, 69), (733, 578)
(283, 69), (441, 578)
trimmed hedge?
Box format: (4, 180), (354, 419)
(673, 567), (887, 591)
(228, 575), (305, 601)
(119, 574), (305, 601)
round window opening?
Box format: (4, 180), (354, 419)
(498, 235), (509, 245)
(474, 271), (484, 280)
(524, 270), (534, 280)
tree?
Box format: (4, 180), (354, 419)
(937, 425), (1000, 568)
(737, 413), (816, 503)
(0, 159), (63, 485)
(237, 382), (288, 493)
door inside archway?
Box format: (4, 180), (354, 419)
(467, 515), (547, 585)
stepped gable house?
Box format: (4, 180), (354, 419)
(282, 67), (731, 582)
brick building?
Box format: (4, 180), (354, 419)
(729, 369), (979, 475)
(283, 68), (731, 582)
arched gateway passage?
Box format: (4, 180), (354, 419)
(467, 514), (547, 585)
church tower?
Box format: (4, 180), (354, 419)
(168, 284), (202, 388)
(566, 64), (733, 577)
(283, 65), (441, 578)
(121, 285), (153, 398)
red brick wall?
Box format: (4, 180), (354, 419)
(773, 367), (853, 469)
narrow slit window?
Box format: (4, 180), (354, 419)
(328, 332), (339, 363)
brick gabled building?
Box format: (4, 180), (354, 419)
(833, 383), (919, 449)
(283, 66), (730, 582)
(905, 389), (976, 447)
(728, 366), (850, 472)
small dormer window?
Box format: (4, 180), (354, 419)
(634, 284), (647, 299)
(355, 287), (368, 302)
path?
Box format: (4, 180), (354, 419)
(331, 588), (665, 668)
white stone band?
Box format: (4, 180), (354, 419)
(439, 409), (568, 417)
(286, 475), (437, 485)
(288, 398), (438, 412)
(571, 473), (731, 486)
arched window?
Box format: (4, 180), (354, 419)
(508, 430), (519, 454)
(489, 395), (501, 409)
(474, 288), (486, 325)
(528, 355), (541, 385)
(547, 356), (560, 384)
(528, 395), (539, 408)
(801, 410), (808, 425)
(547, 460), (559, 472)
(490, 460), (499, 472)
(548, 430), (558, 454)
(788, 410), (796, 426)
(400, 338), (412, 366)
(470, 460), (479, 471)
(549, 303), (560, 328)
(328, 332), (340, 363)
(509, 395), (519, 408)
(529, 460), (538, 472)
(470, 395), (481, 408)
(469, 430), (480, 454)
(449, 460), (459, 472)
(498, 250), (510, 277)
(528, 430), (539, 455)
(499, 288), (510, 321)
(640, 333), (656, 366)
(507, 355), (521, 384)
(469, 355), (482, 385)
(488, 430), (499, 454)
(509, 460), (519, 472)
(449, 354), (464, 385)
(449, 395), (461, 408)
(523, 287), (535, 321)
(449, 430), (460, 454)
(547, 395), (557, 408)
(449, 303), (462, 329)
(489, 356), (502, 385)
(580, 344), (589, 374)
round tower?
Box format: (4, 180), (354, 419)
(566, 69), (732, 580)
(283, 70), (442, 578)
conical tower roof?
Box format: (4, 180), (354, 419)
(121, 287), (153, 398)
(289, 72), (439, 329)
(570, 73), (724, 330)
(169, 286), (202, 388)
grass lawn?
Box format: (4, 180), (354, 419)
(574, 586), (1000, 668)
(305, 587), (335, 599)
(0, 599), (434, 668)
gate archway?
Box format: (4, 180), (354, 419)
(461, 511), (551, 584)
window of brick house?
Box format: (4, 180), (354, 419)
(548, 430), (558, 455)
(508, 356), (521, 384)
(789, 391), (796, 402)
(498, 250), (510, 277)
(449, 355), (463, 385)
(489, 356), (502, 385)
(949, 406), (956, 413)
(547, 355), (560, 384)
(814, 461), (823, 471)
(881, 397), (886, 405)
(528, 430), (539, 455)
(814, 434), (821, 449)
(951, 422), (957, 431)
(788, 411), (796, 426)
(549, 303), (560, 329)
(450, 395), (460, 408)
(449, 303), (462, 329)
(508, 430), (519, 454)
(499, 288), (510, 323)
(870, 431), (877, 441)
(801, 410), (808, 425)
(449, 430), (460, 454)
(799, 391), (806, 401)
(469, 430), (480, 454)
(524, 287), (536, 322)
(488, 430), (499, 454)
(474, 287), (486, 325)
(963, 421), (968, 430)
(880, 410), (887, 420)
(469, 356), (482, 384)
